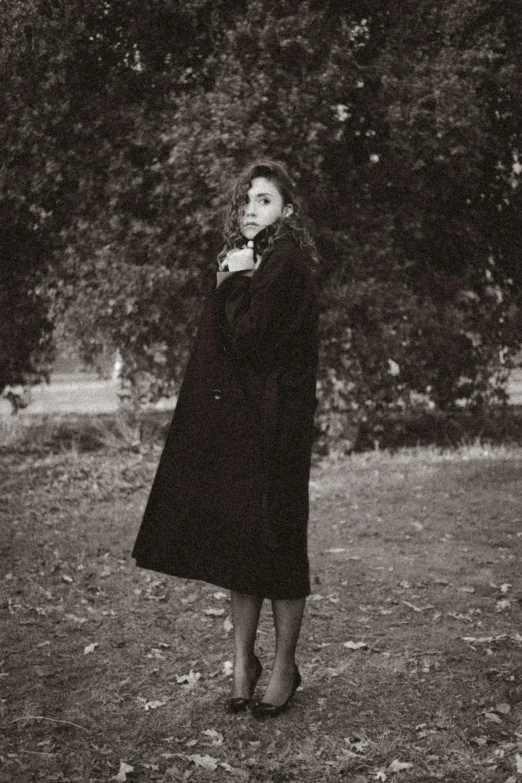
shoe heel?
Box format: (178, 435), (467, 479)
(251, 665), (301, 719)
(225, 655), (263, 714)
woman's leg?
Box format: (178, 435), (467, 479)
(230, 590), (263, 698)
(261, 597), (306, 705)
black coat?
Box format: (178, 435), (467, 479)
(132, 232), (319, 599)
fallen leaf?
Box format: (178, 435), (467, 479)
(343, 641), (368, 651)
(35, 665), (53, 678)
(515, 753), (522, 773)
(483, 711), (502, 724)
(61, 575), (73, 583)
(84, 642), (98, 654)
(223, 660), (233, 677)
(113, 761), (134, 782)
(500, 583), (512, 593)
(496, 703), (510, 714)
(402, 601), (434, 613)
(188, 754), (218, 771)
(204, 608), (225, 617)
(462, 635), (506, 644)
(176, 670), (201, 688)
(202, 729), (223, 745)
(213, 592), (228, 600)
(223, 616), (233, 633)
(65, 614), (88, 624)
(496, 599), (511, 612)
(338, 748), (359, 761)
(388, 758), (413, 773)
(147, 648), (165, 659)
(345, 737), (370, 754)
(141, 699), (166, 711)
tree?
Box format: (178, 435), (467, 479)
(2, 0), (522, 446)
(0, 0), (228, 388)
(317, 0), (522, 439)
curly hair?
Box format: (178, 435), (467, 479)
(218, 160), (318, 267)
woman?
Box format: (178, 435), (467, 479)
(132, 160), (319, 718)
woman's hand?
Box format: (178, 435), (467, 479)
(221, 242), (259, 272)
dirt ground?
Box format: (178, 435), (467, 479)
(1, 436), (522, 782)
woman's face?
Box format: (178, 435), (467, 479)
(240, 176), (293, 239)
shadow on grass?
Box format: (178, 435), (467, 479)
(355, 405), (522, 452)
(3, 405), (522, 456)
(0, 409), (172, 454)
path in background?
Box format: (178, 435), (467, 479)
(1, 369), (521, 417)
(0, 373), (176, 417)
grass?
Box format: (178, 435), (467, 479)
(4, 401), (522, 458)
(1, 418), (522, 782)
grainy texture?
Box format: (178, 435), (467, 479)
(1, 441), (522, 782)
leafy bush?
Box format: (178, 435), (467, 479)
(2, 0), (522, 448)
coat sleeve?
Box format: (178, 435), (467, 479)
(216, 240), (308, 365)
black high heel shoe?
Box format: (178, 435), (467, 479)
(250, 665), (301, 719)
(225, 656), (263, 714)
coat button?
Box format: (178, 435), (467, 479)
(213, 389), (222, 401)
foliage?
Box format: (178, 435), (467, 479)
(2, 0), (522, 445)
(0, 201), (54, 388)
(316, 0), (522, 442)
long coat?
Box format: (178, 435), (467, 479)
(132, 232), (319, 599)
